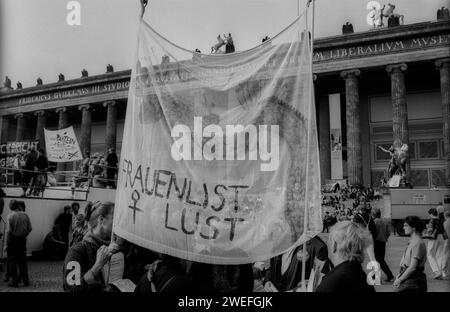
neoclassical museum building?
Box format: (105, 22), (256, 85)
(0, 14), (449, 189)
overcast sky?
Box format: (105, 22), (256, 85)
(0, 0), (448, 88)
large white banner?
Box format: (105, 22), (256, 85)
(113, 9), (322, 264)
(44, 126), (82, 162)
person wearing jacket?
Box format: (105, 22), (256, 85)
(63, 201), (119, 292)
(5, 200), (32, 287)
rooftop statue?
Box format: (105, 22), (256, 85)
(161, 54), (170, 64)
(192, 49), (202, 60)
(437, 6), (450, 21)
(225, 33), (235, 53)
(58, 73), (65, 82)
(16, 81), (22, 89)
(211, 34), (225, 54)
(36, 77), (43, 86)
(384, 3), (404, 26)
(262, 36), (270, 43)
(106, 64), (114, 73)
(4, 76), (11, 88)
(371, 5), (385, 28)
(342, 22), (354, 34)
(81, 69), (88, 77)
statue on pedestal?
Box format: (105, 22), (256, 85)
(377, 145), (396, 178)
(377, 143), (409, 187)
(106, 64), (114, 73)
(16, 82), (22, 89)
(58, 73), (65, 82)
(36, 77), (43, 86)
(81, 69), (88, 77)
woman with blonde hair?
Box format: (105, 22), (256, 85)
(316, 221), (375, 292)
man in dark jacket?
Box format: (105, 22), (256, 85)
(6, 200), (32, 287)
(55, 206), (73, 246)
(105, 148), (118, 189)
(266, 235), (331, 291)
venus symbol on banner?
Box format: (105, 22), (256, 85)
(113, 8), (322, 265)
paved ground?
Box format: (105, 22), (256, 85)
(0, 235), (448, 292)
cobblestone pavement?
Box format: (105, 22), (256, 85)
(0, 235), (448, 292)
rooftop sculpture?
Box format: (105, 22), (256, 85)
(342, 22), (354, 34)
(106, 64), (114, 73)
(4, 76), (12, 88)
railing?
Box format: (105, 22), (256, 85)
(0, 166), (118, 200)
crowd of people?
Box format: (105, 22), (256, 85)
(9, 147), (49, 197)
(1, 183), (449, 292)
(3, 147), (118, 197)
(321, 184), (382, 231)
(75, 148), (118, 189)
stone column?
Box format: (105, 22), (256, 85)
(436, 58), (450, 187)
(1, 116), (10, 142)
(34, 110), (47, 149)
(316, 75), (331, 184)
(15, 113), (26, 141)
(341, 69), (362, 186)
(386, 63), (410, 179)
(104, 101), (117, 152)
(56, 107), (69, 182)
(56, 107), (69, 129)
(79, 105), (92, 157)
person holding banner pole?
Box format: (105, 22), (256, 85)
(63, 201), (119, 292)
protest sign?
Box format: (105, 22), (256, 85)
(0, 140), (39, 168)
(113, 11), (322, 264)
(44, 126), (82, 162)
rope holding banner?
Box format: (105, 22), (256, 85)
(140, 0), (149, 19)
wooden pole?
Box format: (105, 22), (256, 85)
(300, 0), (315, 292)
